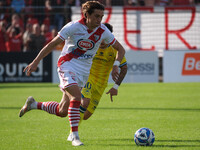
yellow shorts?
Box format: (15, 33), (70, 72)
(81, 79), (106, 114)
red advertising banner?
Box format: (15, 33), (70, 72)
(182, 53), (200, 75)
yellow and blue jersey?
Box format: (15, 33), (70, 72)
(89, 45), (127, 87)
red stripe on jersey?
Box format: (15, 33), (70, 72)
(88, 27), (105, 42)
(110, 38), (116, 45)
(57, 27), (105, 67)
(58, 34), (65, 41)
(57, 49), (86, 67)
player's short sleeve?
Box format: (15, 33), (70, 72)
(103, 26), (116, 45)
(58, 22), (74, 41)
(119, 56), (127, 67)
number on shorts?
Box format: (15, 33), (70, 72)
(84, 82), (92, 89)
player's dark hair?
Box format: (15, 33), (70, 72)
(82, 1), (105, 18)
(103, 23), (113, 33)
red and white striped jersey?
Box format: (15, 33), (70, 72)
(57, 18), (116, 76)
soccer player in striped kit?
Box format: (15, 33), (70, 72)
(19, 1), (125, 146)
(67, 22), (127, 141)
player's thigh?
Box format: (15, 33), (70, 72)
(59, 92), (70, 116)
(58, 67), (83, 101)
(90, 86), (104, 109)
(81, 80), (93, 108)
(65, 84), (82, 101)
(85, 93), (102, 119)
(82, 81), (92, 100)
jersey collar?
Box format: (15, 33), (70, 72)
(78, 18), (86, 25)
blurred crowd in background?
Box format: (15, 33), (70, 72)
(0, 0), (199, 53)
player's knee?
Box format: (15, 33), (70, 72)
(59, 113), (68, 117)
(83, 113), (92, 120)
(71, 94), (82, 101)
(83, 115), (90, 120)
(58, 109), (68, 117)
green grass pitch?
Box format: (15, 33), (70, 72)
(0, 82), (200, 150)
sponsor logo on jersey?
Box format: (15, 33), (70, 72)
(182, 53), (200, 75)
(78, 54), (94, 59)
(77, 39), (95, 51)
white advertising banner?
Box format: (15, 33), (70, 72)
(109, 50), (159, 83)
(163, 50), (200, 82)
(72, 6), (200, 53)
(53, 50), (159, 83)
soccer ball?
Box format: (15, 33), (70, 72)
(134, 127), (155, 146)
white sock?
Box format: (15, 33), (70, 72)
(72, 131), (79, 137)
(30, 102), (38, 109)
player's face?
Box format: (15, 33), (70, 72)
(86, 9), (104, 29)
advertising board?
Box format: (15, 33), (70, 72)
(163, 50), (200, 82)
(109, 51), (159, 83)
(0, 52), (52, 82)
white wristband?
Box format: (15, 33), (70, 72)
(113, 60), (120, 66)
(113, 84), (119, 90)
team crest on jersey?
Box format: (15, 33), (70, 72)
(77, 39), (95, 51)
(94, 34), (100, 41)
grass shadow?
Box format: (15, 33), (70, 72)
(0, 84), (58, 89)
(157, 140), (200, 143)
(0, 107), (21, 110)
(87, 138), (200, 147)
(99, 107), (200, 111)
(154, 139), (200, 148)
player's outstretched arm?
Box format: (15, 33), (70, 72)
(106, 64), (127, 102)
(111, 40), (125, 81)
(112, 40), (125, 63)
(115, 64), (127, 86)
(24, 36), (63, 76)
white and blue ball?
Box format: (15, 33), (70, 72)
(134, 127), (155, 146)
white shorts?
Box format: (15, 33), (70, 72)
(57, 63), (89, 92)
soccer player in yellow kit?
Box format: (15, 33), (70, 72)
(79, 23), (127, 124)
